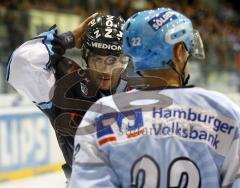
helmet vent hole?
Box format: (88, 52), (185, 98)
(132, 14), (138, 19)
(126, 22), (131, 31)
(126, 37), (131, 47)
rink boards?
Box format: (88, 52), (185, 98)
(0, 103), (64, 181)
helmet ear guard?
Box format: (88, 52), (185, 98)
(165, 22), (193, 49)
(165, 25), (205, 60)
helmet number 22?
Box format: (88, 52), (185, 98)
(131, 155), (201, 188)
(131, 37), (141, 46)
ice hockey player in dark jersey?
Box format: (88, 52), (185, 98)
(6, 13), (130, 179)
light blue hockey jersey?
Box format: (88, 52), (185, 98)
(69, 87), (240, 188)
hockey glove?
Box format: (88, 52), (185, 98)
(37, 25), (66, 68)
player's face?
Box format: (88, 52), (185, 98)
(87, 53), (129, 91)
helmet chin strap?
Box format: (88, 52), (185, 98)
(169, 43), (192, 86)
(136, 62), (190, 88)
(171, 57), (190, 86)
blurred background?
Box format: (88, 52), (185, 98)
(0, 0), (239, 187)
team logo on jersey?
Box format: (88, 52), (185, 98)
(96, 109), (144, 146)
(80, 82), (88, 95)
(148, 11), (177, 31)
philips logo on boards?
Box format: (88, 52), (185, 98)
(148, 11), (177, 31)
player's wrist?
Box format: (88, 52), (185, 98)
(59, 31), (76, 49)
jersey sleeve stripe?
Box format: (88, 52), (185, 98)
(98, 136), (117, 146)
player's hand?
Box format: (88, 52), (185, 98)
(45, 25), (66, 59)
(38, 25), (66, 68)
(51, 34), (66, 59)
(72, 13), (98, 48)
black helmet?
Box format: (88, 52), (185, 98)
(83, 15), (125, 56)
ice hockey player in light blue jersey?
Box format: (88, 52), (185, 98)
(69, 8), (240, 188)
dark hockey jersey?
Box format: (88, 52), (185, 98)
(6, 36), (128, 178)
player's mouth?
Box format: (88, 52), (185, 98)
(99, 75), (111, 80)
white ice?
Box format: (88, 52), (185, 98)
(0, 172), (66, 188)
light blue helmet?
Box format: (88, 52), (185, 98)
(123, 8), (205, 71)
